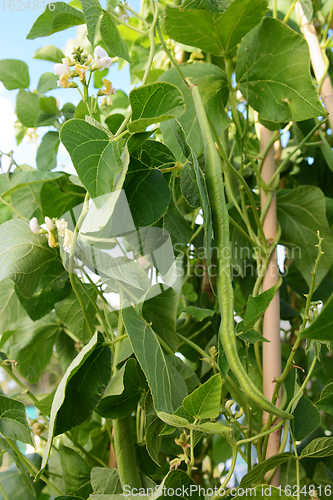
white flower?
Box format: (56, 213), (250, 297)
(44, 216), (54, 231)
(55, 218), (68, 237)
(30, 217), (40, 234)
(63, 228), (74, 251)
(93, 46), (113, 71)
(54, 58), (71, 77)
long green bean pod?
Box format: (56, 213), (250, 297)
(190, 83), (292, 420)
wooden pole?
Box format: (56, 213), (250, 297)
(259, 124), (282, 486)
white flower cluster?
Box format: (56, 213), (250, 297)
(53, 46), (115, 94)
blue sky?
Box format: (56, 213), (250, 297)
(0, 0), (140, 170)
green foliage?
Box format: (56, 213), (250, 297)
(26, 2), (85, 39)
(1, 0), (333, 496)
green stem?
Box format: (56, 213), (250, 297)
(286, 355), (317, 412)
(5, 439), (63, 496)
(117, 0), (148, 25)
(106, 8), (147, 34)
(268, 120), (325, 188)
(112, 303), (142, 489)
(69, 192), (95, 338)
(261, 232), (324, 457)
(1, 363), (38, 404)
(0, 482), (9, 500)
(156, 21), (188, 85)
(283, 0), (297, 23)
(211, 444), (238, 500)
(0, 197), (29, 220)
(176, 332), (219, 371)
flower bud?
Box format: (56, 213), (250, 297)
(44, 216), (54, 231)
(30, 217), (40, 234)
(225, 399), (234, 411)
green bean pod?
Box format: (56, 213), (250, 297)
(190, 83), (292, 420)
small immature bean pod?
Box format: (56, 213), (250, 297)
(190, 82), (292, 420)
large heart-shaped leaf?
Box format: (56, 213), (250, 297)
(60, 119), (129, 205)
(277, 186), (333, 287)
(39, 332), (111, 476)
(237, 17), (324, 124)
(0, 59), (30, 90)
(182, 374), (222, 419)
(128, 82), (185, 133)
(0, 396), (32, 444)
(159, 63), (229, 159)
(0, 219), (57, 298)
(164, 0), (267, 56)
(26, 2), (85, 39)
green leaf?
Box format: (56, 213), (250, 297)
(0, 219), (57, 298)
(237, 18), (324, 124)
(277, 186), (333, 287)
(164, 0), (267, 56)
(181, 306), (215, 322)
(301, 437), (333, 458)
(16, 90), (40, 128)
(315, 382), (333, 414)
(0, 395), (32, 444)
(122, 305), (187, 413)
(170, 121), (213, 282)
(40, 175), (86, 219)
(60, 119), (129, 204)
(163, 203), (193, 250)
(243, 286), (276, 332)
(55, 283), (97, 343)
(81, 0), (102, 45)
(190, 422), (231, 434)
(142, 286), (179, 352)
(300, 293), (333, 341)
(96, 358), (143, 419)
(182, 374), (222, 419)
(9, 314), (61, 383)
(291, 393), (321, 441)
(0, 59), (29, 90)
(238, 329), (270, 343)
(180, 0), (232, 13)
(128, 82), (185, 133)
(37, 72), (60, 93)
(180, 162), (201, 208)
(159, 63), (229, 159)
(125, 169), (171, 227)
(26, 2), (85, 39)
(35, 387), (57, 417)
(100, 11), (131, 62)
(59, 444), (92, 498)
(15, 260), (71, 321)
(0, 279), (26, 336)
(0, 169), (62, 198)
(39, 95), (58, 115)
(240, 452), (294, 487)
(0, 467), (39, 500)
(167, 355), (200, 393)
(158, 470), (204, 500)
(157, 412), (190, 427)
(140, 140), (176, 169)
(91, 467), (122, 494)
(34, 44), (65, 63)
(39, 332), (111, 475)
(37, 131), (60, 171)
